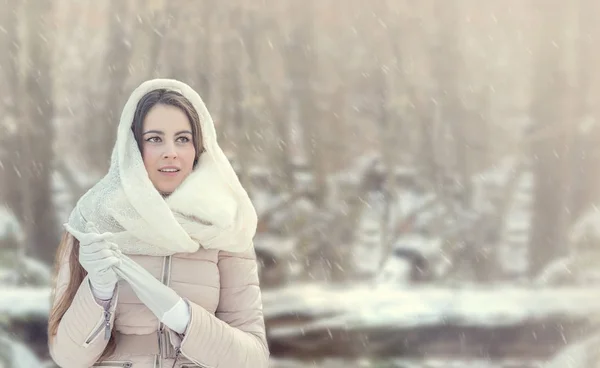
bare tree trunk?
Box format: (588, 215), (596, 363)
(418, 112), (438, 186)
(0, 0), (23, 216)
(240, 2), (294, 190)
(0, 0), (30, 274)
(21, 0), (59, 264)
(190, 1), (214, 104)
(433, 1), (465, 201)
(232, 5), (251, 189)
(419, 1), (443, 190)
(528, 3), (574, 277)
(91, 0), (133, 171)
(162, 1), (191, 80)
(375, 66), (397, 264)
(289, 1), (343, 280)
(289, 1), (325, 203)
(272, 2), (298, 190)
(568, 0), (600, 221)
(138, 0), (166, 78)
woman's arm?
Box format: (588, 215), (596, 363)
(177, 246), (269, 368)
(48, 234), (118, 368)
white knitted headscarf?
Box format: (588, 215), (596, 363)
(65, 79), (257, 256)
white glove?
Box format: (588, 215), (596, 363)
(114, 254), (190, 334)
(64, 222), (121, 299)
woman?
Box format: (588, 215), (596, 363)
(47, 79), (269, 368)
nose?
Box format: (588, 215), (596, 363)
(162, 142), (178, 159)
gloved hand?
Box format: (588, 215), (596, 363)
(64, 222), (121, 299)
(114, 254), (190, 334)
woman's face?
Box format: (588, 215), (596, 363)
(141, 104), (197, 195)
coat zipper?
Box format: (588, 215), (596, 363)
(104, 309), (112, 340)
(159, 255), (172, 359)
(84, 309), (111, 346)
(170, 347), (181, 368)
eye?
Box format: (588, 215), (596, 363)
(145, 136), (161, 143)
(177, 136), (191, 143)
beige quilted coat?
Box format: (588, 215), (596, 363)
(49, 233), (269, 368)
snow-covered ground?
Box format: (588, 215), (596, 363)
(543, 331), (600, 368)
(4, 154), (599, 367)
(269, 357), (543, 368)
(0, 333), (45, 368)
(263, 283), (600, 333)
(0, 287), (51, 319)
(0, 207), (24, 243)
(0, 287), (51, 367)
(498, 170), (533, 277)
(15, 281), (599, 334)
(351, 156), (538, 284)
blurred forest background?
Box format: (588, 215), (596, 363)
(2, 0), (600, 367)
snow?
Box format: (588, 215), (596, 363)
(254, 233), (296, 259)
(0, 332), (44, 368)
(251, 191), (277, 217)
(346, 154), (541, 283)
(531, 205), (600, 285)
(0, 207), (23, 243)
(0, 267), (19, 285)
(543, 332), (600, 368)
(376, 257), (412, 284)
(20, 258), (52, 283)
(393, 234), (443, 257)
(473, 157), (516, 187)
(0, 256), (52, 287)
(497, 170), (534, 276)
(263, 283), (600, 336)
(51, 158), (101, 224)
(0, 287), (51, 319)
(269, 357), (543, 368)
(383, 358), (542, 368)
(375, 234), (446, 283)
(353, 192), (386, 275)
(570, 206), (600, 248)
(533, 257), (572, 285)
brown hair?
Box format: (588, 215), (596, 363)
(47, 232), (117, 359)
(131, 88), (204, 166)
(47, 88), (205, 360)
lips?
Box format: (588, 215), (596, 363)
(158, 166), (180, 177)
(158, 166), (180, 173)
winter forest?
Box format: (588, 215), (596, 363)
(1, 0), (600, 367)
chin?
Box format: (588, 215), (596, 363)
(152, 173), (190, 195)
(161, 186), (179, 194)
(156, 182), (180, 195)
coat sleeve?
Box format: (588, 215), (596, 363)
(48, 233), (119, 368)
(178, 245), (270, 368)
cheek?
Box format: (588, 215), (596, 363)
(180, 146), (197, 170)
(142, 145), (160, 169)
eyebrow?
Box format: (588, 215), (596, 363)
(142, 130), (193, 136)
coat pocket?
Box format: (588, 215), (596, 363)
(92, 361), (133, 367)
(83, 310), (112, 347)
